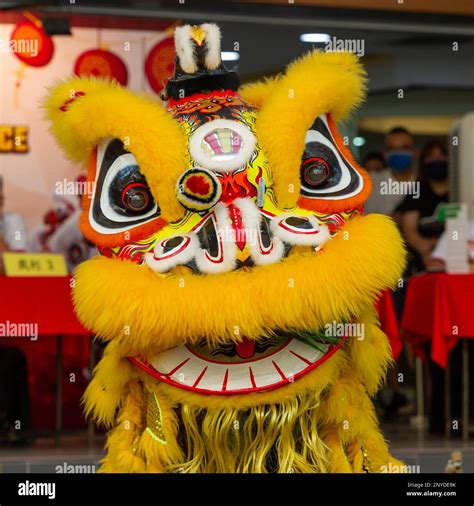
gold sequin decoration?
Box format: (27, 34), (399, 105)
(131, 434), (141, 454)
(361, 446), (374, 473)
(146, 392), (167, 445)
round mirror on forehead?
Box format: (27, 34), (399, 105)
(201, 127), (243, 162)
(189, 118), (256, 172)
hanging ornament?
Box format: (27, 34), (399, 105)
(10, 20), (54, 67)
(144, 37), (175, 95)
(74, 48), (128, 86)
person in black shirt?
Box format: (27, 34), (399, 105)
(397, 140), (449, 274)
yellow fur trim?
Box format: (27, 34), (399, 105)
(82, 341), (136, 428)
(350, 307), (394, 396)
(324, 428), (353, 473)
(73, 214), (405, 356)
(254, 51), (367, 208)
(348, 442), (365, 473)
(318, 350), (404, 473)
(43, 77), (187, 222)
(238, 75), (281, 108)
(99, 380), (146, 473)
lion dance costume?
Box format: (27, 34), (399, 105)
(45, 24), (406, 473)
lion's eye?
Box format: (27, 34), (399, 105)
(89, 138), (160, 234)
(302, 159), (329, 186)
(301, 144), (336, 187)
(109, 166), (154, 216)
(123, 183), (152, 212)
(299, 115), (362, 200)
(301, 142), (340, 191)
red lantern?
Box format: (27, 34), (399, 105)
(145, 37), (175, 94)
(74, 49), (128, 86)
(10, 21), (54, 67)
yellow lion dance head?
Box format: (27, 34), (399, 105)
(45, 23), (405, 473)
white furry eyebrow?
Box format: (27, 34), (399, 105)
(201, 23), (221, 70)
(174, 25), (197, 74)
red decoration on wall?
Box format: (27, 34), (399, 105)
(74, 48), (128, 86)
(10, 21), (54, 67)
(145, 37), (175, 94)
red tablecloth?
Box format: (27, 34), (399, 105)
(376, 289), (402, 360)
(0, 276), (87, 335)
(401, 273), (474, 368)
(0, 276), (91, 429)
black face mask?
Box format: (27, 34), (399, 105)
(425, 160), (448, 181)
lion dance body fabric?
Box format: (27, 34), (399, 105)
(45, 23), (406, 473)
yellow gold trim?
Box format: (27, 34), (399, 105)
(146, 393), (167, 445)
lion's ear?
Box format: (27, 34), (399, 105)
(242, 51), (366, 118)
(43, 77), (188, 222)
(43, 78), (124, 162)
(250, 51), (368, 209)
(238, 75), (281, 109)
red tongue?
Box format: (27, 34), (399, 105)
(235, 337), (255, 359)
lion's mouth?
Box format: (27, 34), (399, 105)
(129, 328), (346, 395)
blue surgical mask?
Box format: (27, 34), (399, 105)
(387, 151), (413, 172)
(425, 160), (448, 181)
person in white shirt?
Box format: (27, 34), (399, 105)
(0, 176), (27, 254)
(46, 208), (97, 273)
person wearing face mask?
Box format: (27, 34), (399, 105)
(369, 137), (442, 422)
(397, 140), (449, 273)
(364, 126), (417, 216)
(398, 141), (455, 437)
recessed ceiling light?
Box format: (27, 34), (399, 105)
(300, 33), (331, 43)
(353, 136), (366, 147)
(221, 51), (240, 61)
